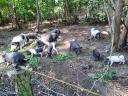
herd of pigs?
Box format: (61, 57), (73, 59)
(1, 27), (127, 71)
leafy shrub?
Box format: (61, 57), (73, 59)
(96, 12), (107, 22)
(85, 12), (107, 24)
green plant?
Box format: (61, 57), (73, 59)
(94, 69), (117, 81)
(4, 47), (20, 52)
(15, 71), (33, 96)
(50, 52), (75, 64)
(4, 48), (11, 52)
(24, 53), (40, 68)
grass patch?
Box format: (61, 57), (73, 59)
(50, 52), (76, 64)
(4, 47), (19, 52)
(94, 69), (117, 81)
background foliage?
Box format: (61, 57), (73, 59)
(0, 0), (109, 25)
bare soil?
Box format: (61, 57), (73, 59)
(0, 24), (128, 96)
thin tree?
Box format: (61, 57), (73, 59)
(35, 0), (41, 33)
(63, 0), (70, 25)
(10, 0), (21, 29)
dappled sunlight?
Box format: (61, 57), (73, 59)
(0, 23), (13, 30)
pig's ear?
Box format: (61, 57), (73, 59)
(21, 35), (25, 39)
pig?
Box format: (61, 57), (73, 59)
(43, 42), (58, 58)
(11, 34), (29, 51)
(50, 28), (61, 34)
(92, 49), (101, 61)
(37, 28), (60, 53)
(104, 55), (125, 65)
(36, 40), (45, 47)
(100, 31), (109, 39)
(69, 40), (82, 55)
(2, 52), (28, 70)
(46, 43), (53, 58)
(64, 39), (82, 55)
(26, 33), (38, 40)
(26, 47), (43, 57)
(89, 28), (101, 40)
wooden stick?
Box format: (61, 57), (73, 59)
(32, 71), (100, 96)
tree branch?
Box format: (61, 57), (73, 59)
(32, 71), (100, 96)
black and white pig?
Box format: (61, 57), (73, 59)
(89, 28), (101, 40)
(37, 28), (61, 53)
(26, 47), (43, 57)
(2, 52), (28, 70)
(10, 34), (29, 51)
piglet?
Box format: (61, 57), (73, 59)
(92, 49), (101, 61)
(69, 40), (82, 55)
(26, 47), (43, 57)
(89, 28), (101, 40)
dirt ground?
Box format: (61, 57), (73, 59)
(1, 24), (128, 96)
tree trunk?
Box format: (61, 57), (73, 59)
(119, 13), (128, 48)
(118, 25), (127, 48)
(11, 0), (21, 29)
(63, 0), (70, 25)
(8, 1), (14, 29)
(35, 0), (40, 33)
(63, 0), (67, 25)
(104, 0), (128, 51)
(15, 71), (33, 96)
(103, 0), (112, 26)
(112, 0), (124, 51)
